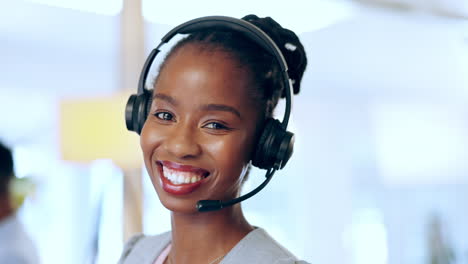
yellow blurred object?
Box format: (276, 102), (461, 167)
(60, 93), (142, 169)
(9, 177), (36, 210)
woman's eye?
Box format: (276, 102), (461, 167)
(154, 112), (174, 121)
(204, 122), (229, 130)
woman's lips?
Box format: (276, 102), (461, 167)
(157, 161), (210, 195)
(160, 160), (210, 175)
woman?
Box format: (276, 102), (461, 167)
(119, 14), (308, 264)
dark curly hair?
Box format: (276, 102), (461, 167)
(0, 141), (14, 195)
(154, 14), (308, 119)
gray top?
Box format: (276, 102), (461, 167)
(118, 227), (309, 264)
(0, 214), (39, 264)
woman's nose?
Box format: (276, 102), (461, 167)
(163, 123), (202, 159)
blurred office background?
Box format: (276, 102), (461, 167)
(1, 0), (467, 263)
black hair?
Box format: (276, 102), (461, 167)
(155, 14), (308, 118)
(0, 141), (14, 195)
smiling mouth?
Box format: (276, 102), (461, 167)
(162, 165), (209, 184)
(158, 161), (210, 185)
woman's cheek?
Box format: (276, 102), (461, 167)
(205, 132), (250, 171)
(208, 132), (247, 154)
(140, 123), (162, 164)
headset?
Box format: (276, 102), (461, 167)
(125, 16), (295, 212)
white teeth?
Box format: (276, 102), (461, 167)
(162, 165), (205, 185)
(176, 175), (182, 184)
(169, 173), (175, 182)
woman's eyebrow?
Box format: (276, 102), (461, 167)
(153, 93), (178, 106)
(153, 93), (241, 118)
(200, 104), (241, 119)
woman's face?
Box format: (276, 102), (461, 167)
(140, 44), (262, 213)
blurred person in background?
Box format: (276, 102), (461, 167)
(0, 141), (39, 264)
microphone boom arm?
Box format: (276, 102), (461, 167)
(196, 169), (276, 212)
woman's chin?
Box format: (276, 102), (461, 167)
(162, 199), (200, 214)
(152, 183), (201, 214)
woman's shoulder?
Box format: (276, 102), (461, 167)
(117, 228), (311, 264)
(221, 227), (310, 264)
(118, 231), (171, 264)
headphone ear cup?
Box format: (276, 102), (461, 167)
(252, 118), (294, 170)
(139, 90), (153, 133)
(125, 89), (153, 135)
(125, 94), (138, 132)
(277, 131), (294, 169)
(252, 118), (275, 169)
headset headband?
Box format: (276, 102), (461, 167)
(137, 16), (293, 129)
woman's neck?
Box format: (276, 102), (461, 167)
(167, 204), (253, 264)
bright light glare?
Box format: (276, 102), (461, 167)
(350, 208), (388, 264)
(26, 0), (122, 15)
(372, 104), (468, 185)
(13, 145), (52, 178)
(91, 160), (124, 264)
(142, 0), (356, 33)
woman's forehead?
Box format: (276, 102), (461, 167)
(156, 46), (253, 97)
(153, 46), (262, 120)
